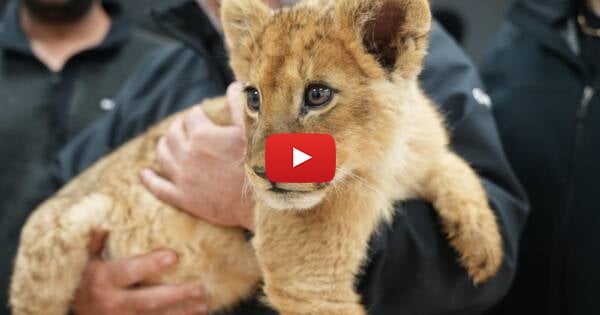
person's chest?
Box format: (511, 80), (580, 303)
(0, 50), (128, 208)
(0, 49), (130, 145)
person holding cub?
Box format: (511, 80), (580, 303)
(10, 0), (528, 314)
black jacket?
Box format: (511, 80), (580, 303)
(482, 1), (600, 314)
(40, 2), (528, 314)
(0, 1), (169, 313)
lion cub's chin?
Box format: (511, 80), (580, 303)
(257, 188), (327, 211)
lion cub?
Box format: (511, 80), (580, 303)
(10, 0), (503, 314)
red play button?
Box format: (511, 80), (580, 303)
(265, 133), (336, 183)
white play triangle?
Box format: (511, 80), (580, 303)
(293, 147), (312, 168)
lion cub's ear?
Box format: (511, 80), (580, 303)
(221, 0), (272, 78)
(336, 0), (431, 79)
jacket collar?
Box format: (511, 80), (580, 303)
(509, 0), (591, 80)
(150, 0), (233, 83)
(0, 0), (131, 56)
(515, 0), (576, 26)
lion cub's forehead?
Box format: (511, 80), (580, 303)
(261, 8), (335, 54)
(247, 7), (368, 89)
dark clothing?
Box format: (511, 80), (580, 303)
(46, 2), (528, 314)
(0, 0), (168, 313)
(482, 1), (600, 314)
(122, 0), (180, 38)
(579, 5), (600, 84)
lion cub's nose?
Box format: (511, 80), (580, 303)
(253, 167), (268, 180)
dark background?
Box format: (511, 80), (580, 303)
(431, 0), (515, 65)
(0, 0), (514, 65)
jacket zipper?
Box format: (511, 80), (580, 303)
(550, 86), (595, 315)
(576, 86), (595, 121)
(568, 86), (595, 212)
(567, 85), (595, 242)
(571, 87), (595, 196)
(566, 86), (594, 217)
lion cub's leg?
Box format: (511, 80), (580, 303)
(254, 198), (380, 315)
(10, 194), (113, 315)
(421, 153), (503, 284)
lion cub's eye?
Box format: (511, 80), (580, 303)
(304, 84), (334, 108)
(245, 87), (261, 112)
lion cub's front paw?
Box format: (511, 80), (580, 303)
(445, 203), (503, 284)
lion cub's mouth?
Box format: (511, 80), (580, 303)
(256, 182), (330, 210)
(245, 165), (331, 209)
(268, 183), (328, 194)
(269, 186), (304, 194)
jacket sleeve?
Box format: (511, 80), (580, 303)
(356, 22), (530, 315)
(48, 44), (227, 191)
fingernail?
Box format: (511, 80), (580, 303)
(161, 252), (176, 266)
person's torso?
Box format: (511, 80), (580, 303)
(485, 5), (600, 314)
(0, 25), (168, 315)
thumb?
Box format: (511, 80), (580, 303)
(226, 82), (245, 127)
(87, 230), (108, 257)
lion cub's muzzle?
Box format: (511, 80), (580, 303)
(246, 165), (330, 210)
(251, 166), (328, 193)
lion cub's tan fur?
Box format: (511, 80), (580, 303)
(10, 0), (503, 314)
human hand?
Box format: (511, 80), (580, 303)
(140, 82), (254, 231)
(72, 232), (208, 315)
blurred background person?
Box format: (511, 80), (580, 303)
(0, 0), (168, 313)
(430, 0), (514, 65)
(2, 0), (517, 64)
(1, 1), (517, 64)
(482, 0), (600, 314)
(29, 0), (528, 314)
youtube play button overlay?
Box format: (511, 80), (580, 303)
(266, 133), (336, 183)
(293, 148), (312, 168)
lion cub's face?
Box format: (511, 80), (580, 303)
(221, 0), (431, 210)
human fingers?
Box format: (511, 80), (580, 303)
(87, 230), (108, 257)
(105, 250), (178, 287)
(155, 137), (181, 181)
(226, 82), (245, 128)
(164, 117), (190, 161)
(123, 283), (205, 313)
(140, 169), (183, 210)
(183, 106), (216, 137)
